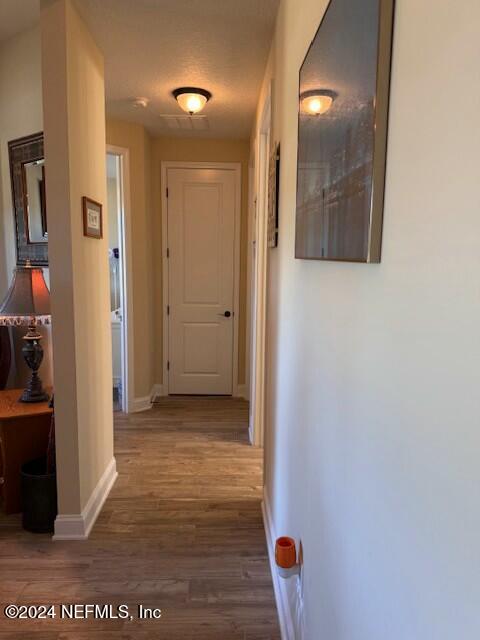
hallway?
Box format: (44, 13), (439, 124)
(0, 397), (280, 639)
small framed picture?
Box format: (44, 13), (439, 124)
(82, 196), (103, 239)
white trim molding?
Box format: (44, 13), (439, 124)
(262, 490), (296, 640)
(151, 383), (165, 401)
(250, 87), (272, 448)
(235, 384), (248, 400)
(53, 458), (117, 541)
(131, 395), (153, 413)
(106, 145), (135, 414)
(131, 384), (165, 411)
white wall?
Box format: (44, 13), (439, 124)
(256, 0), (480, 638)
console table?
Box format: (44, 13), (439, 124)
(0, 389), (52, 514)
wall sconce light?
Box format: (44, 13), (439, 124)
(172, 87), (212, 115)
(300, 89), (336, 115)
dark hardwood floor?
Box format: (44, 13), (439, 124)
(0, 396), (280, 639)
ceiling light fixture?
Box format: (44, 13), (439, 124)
(172, 87), (212, 115)
(300, 89), (336, 115)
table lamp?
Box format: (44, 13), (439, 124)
(0, 262), (51, 403)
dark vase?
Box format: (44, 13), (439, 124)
(21, 457), (57, 533)
(0, 326), (11, 390)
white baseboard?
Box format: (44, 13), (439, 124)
(131, 394), (153, 413)
(53, 457), (117, 541)
(235, 384), (248, 399)
(149, 384), (245, 401)
(262, 490), (296, 640)
(151, 383), (165, 401)
(130, 384), (166, 412)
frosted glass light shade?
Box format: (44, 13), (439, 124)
(172, 87), (212, 115)
(300, 90), (336, 115)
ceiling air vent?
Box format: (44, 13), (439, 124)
(158, 114), (209, 131)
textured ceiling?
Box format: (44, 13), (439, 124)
(0, 0), (39, 44)
(1, 0), (279, 139)
(76, 0), (280, 139)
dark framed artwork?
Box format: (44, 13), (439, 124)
(267, 143), (280, 248)
(8, 132), (48, 266)
(295, 0), (395, 262)
(82, 197), (103, 239)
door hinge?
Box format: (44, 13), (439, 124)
(167, 305), (170, 316)
(166, 247), (170, 258)
(167, 360), (170, 371)
(166, 187), (169, 198)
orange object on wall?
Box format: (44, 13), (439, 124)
(275, 536), (297, 568)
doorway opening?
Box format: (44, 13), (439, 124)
(106, 147), (133, 413)
(161, 162), (241, 396)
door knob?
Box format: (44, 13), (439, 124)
(217, 311), (232, 318)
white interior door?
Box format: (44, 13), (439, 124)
(167, 167), (237, 395)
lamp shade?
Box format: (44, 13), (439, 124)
(0, 264), (50, 325)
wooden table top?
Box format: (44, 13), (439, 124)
(0, 389), (52, 421)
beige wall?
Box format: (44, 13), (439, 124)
(255, 0), (480, 637)
(41, 0), (113, 514)
(0, 25), (53, 389)
(1, 84), (249, 404)
(105, 119), (155, 400)
(0, 34), (255, 407)
(151, 136), (250, 386)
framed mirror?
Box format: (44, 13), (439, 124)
(8, 132), (48, 266)
(24, 159), (47, 242)
(295, 0), (395, 263)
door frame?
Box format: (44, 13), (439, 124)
(249, 89), (271, 446)
(161, 161), (242, 396)
(107, 144), (134, 413)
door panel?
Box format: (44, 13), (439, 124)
(183, 323), (218, 373)
(167, 167), (236, 395)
